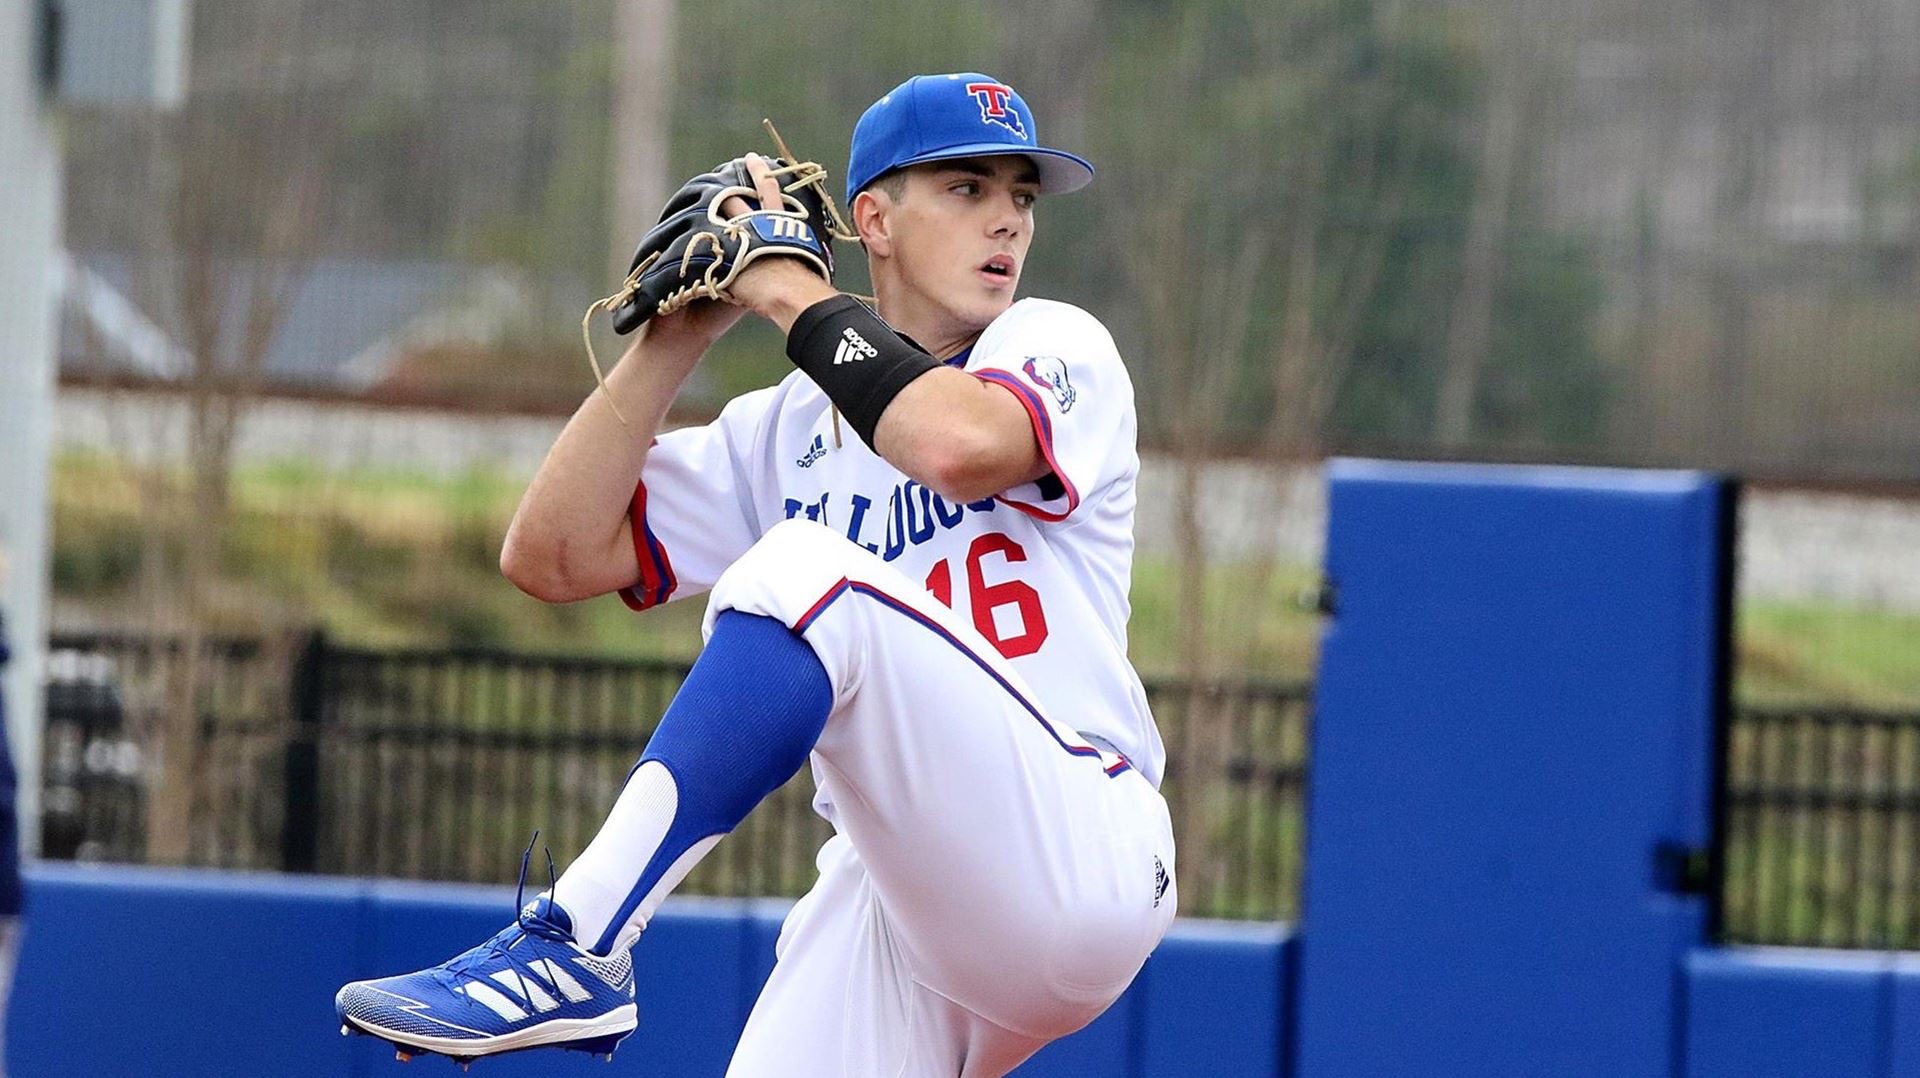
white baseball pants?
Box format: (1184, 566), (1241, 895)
(703, 520), (1176, 1078)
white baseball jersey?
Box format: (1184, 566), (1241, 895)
(604, 296), (1176, 1074)
(621, 296), (1165, 788)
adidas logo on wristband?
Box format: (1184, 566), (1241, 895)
(833, 327), (880, 366)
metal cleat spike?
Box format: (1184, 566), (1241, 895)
(460, 1064), (471, 1073)
(340, 1024), (349, 1036)
(395, 1048), (413, 1063)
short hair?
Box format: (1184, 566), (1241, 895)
(853, 171), (907, 250)
(862, 170), (909, 202)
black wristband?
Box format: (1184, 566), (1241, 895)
(786, 295), (942, 450)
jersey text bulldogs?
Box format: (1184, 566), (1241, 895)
(784, 480), (996, 559)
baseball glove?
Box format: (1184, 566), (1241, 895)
(603, 155), (843, 335)
(581, 123), (855, 423)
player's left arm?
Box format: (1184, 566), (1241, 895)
(710, 155), (1050, 502)
(949, 305), (1132, 524)
(871, 368), (1046, 503)
(721, 256), (1044, 504)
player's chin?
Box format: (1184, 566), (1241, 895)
(959, 282), (1018, 326)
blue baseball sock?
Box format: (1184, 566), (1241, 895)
(553, 610), (833, 954)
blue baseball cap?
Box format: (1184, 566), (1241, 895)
(846, 73), (1094, 204)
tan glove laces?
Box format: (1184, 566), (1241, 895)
(582, 119), (858, 429)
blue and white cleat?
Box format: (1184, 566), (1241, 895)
(336, 888), (636, 1067)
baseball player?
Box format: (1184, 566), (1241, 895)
(336, 73), (1175, 1077)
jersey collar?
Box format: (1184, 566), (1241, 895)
(890, 325), (975, 369)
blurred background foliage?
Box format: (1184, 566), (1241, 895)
(47, 0), (1920, 704)
(55, 0), (1779, 454)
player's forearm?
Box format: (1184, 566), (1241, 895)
(873, 368), (1048, 504)
(500, 330), (703, 602)
(774, 294), (1047, 502)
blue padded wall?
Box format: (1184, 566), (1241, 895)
(10, 865), (369, 1078)
(9, 865), (771, 1078)
(1685, 948), (1891, 1078)
(1136, 922), (1291, 1078)
(7, 865), (1291, 1077)
(1297, 461), (1729, 1078)
(1892, 956), (1920, 1077)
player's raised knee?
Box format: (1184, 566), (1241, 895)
(755, 517), (871, 567)
(705, 518), (875, 620)
(761, 516), (842, 546)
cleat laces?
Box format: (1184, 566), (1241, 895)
(434, 832), (566, 1016)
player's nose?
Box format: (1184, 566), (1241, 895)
(988, 194), (1024, 238)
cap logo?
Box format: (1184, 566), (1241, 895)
(964, 81), (1027, 139)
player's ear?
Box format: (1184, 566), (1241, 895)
(853, 189), (892, 258)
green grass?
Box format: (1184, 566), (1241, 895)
(52, 450), (710, 658)
(1126, 556), (1323, 680)
(1739, 601), (1920, 709)
(48, 451), (1920, 706)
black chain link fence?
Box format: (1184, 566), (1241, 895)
(46, 631), (1920, 941)
(1720, 704), (1920, 949)
(42, 631), (1310, 922)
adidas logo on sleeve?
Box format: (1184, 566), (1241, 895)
(833, 327), (880, 366)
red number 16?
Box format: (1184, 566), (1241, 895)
(923, 533), (1049, 659)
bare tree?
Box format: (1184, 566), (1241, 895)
(105, 5), (334, 864)
(1433, 2), (1527, 447)
(1102, 1), (1268, 680)
(1098, 0), (1444, 904)
(1700, 2), (1782, 468)
(608, 0), (678, 286)
(1103, 0), (1439, 678)
(989, 0), (1102, 149)
(1230, 1), (1436, 675)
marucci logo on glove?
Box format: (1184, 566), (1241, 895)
(753, 215), (816, 243)
(833, 327), (880, 366)
(596, 147), (848, 340)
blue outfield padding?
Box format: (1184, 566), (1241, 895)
(1685, 948), (1891, 1078)
(10, 865), (369, 1078)
(1297, 461), (1730, 1078)
(1886, 956), (1920, 1078)
(1136, 922), (1292, 1078)
(7, 864), (1290, 1077)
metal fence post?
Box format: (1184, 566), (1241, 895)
(282, 630), (327, 873)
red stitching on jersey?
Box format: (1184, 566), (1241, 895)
(789, 574), (1130, 778)
(621, 476), (678, 611)
(973, 369), (1080, 523)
